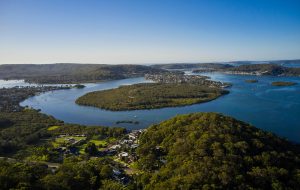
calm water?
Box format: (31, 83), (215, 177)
(0, 79), (70, 88)
(17, 74), (300, 142)
(281, 63), (300, 68)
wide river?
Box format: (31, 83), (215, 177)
(15, 73), (300, 142)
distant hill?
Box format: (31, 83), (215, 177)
(151, 59), (300, 73)
(226, 59), (300, 66)
(151, 63), (233, 70)
(0, 63), (167, 84)
(191, 63), (300, 76)
(226, 64), (300, 76)
(136, 112), (300, 189)
(268, 59), (300, 65)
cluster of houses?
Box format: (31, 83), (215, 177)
(108, 129), (145, 164)
(145, 73), (206, 83)
(52, 129), (146, 164)
(112, 168), (129, 184)
(145, 73), (230, 88)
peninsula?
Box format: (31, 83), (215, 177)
(136, 112), (300, 189)
(76, 83), (229, 111)
(145, 73), (231, 88)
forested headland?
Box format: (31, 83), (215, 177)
(135, 112), (300, 190)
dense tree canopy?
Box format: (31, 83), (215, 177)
(136, 112), (300, 190)
(0, 157), (126, 190)
(0, 109), (126, 156)
(0, 109), (62, 154)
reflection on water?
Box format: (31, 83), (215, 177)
(17, 74), (300, 143)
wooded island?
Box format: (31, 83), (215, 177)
(76, 83), (229, 111)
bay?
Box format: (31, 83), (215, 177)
(17, 74), (300, 142)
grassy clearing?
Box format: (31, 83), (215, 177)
(107, 137), (117, 143)
(47, 126), (60, 131)
(90, 140), (107, 146)
(79, 146), (86, 155)
(127, 162), (142, 175)
(52, 136), (86, 148)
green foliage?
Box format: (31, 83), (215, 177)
(0, 86), (68, 112)
(0, 159), (50, 189)
(136, 112), (300, 189)
(85, 142), (98, 156)
(0, 109), (62, 154)
(0, 157), (126, 190)
(90, 140), (108, 147)
(24, 146), (59, 162)
(47, 125), (60, 131)
(76, 83), (228, 111)
(49, 124), (126, 139)
(0, 109), (126, 156)
(101, 180), (127, 190)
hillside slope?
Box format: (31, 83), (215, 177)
(136, 112), (300, 190)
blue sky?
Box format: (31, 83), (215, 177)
(0, 0), (300, 64)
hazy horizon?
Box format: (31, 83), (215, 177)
(1, 0), (300, 64)
(1, 58), (300, 66)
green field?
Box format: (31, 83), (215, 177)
(89, 140), (107, 146)
(52, 136), (86, 148)
(47, 126), (60, 131)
